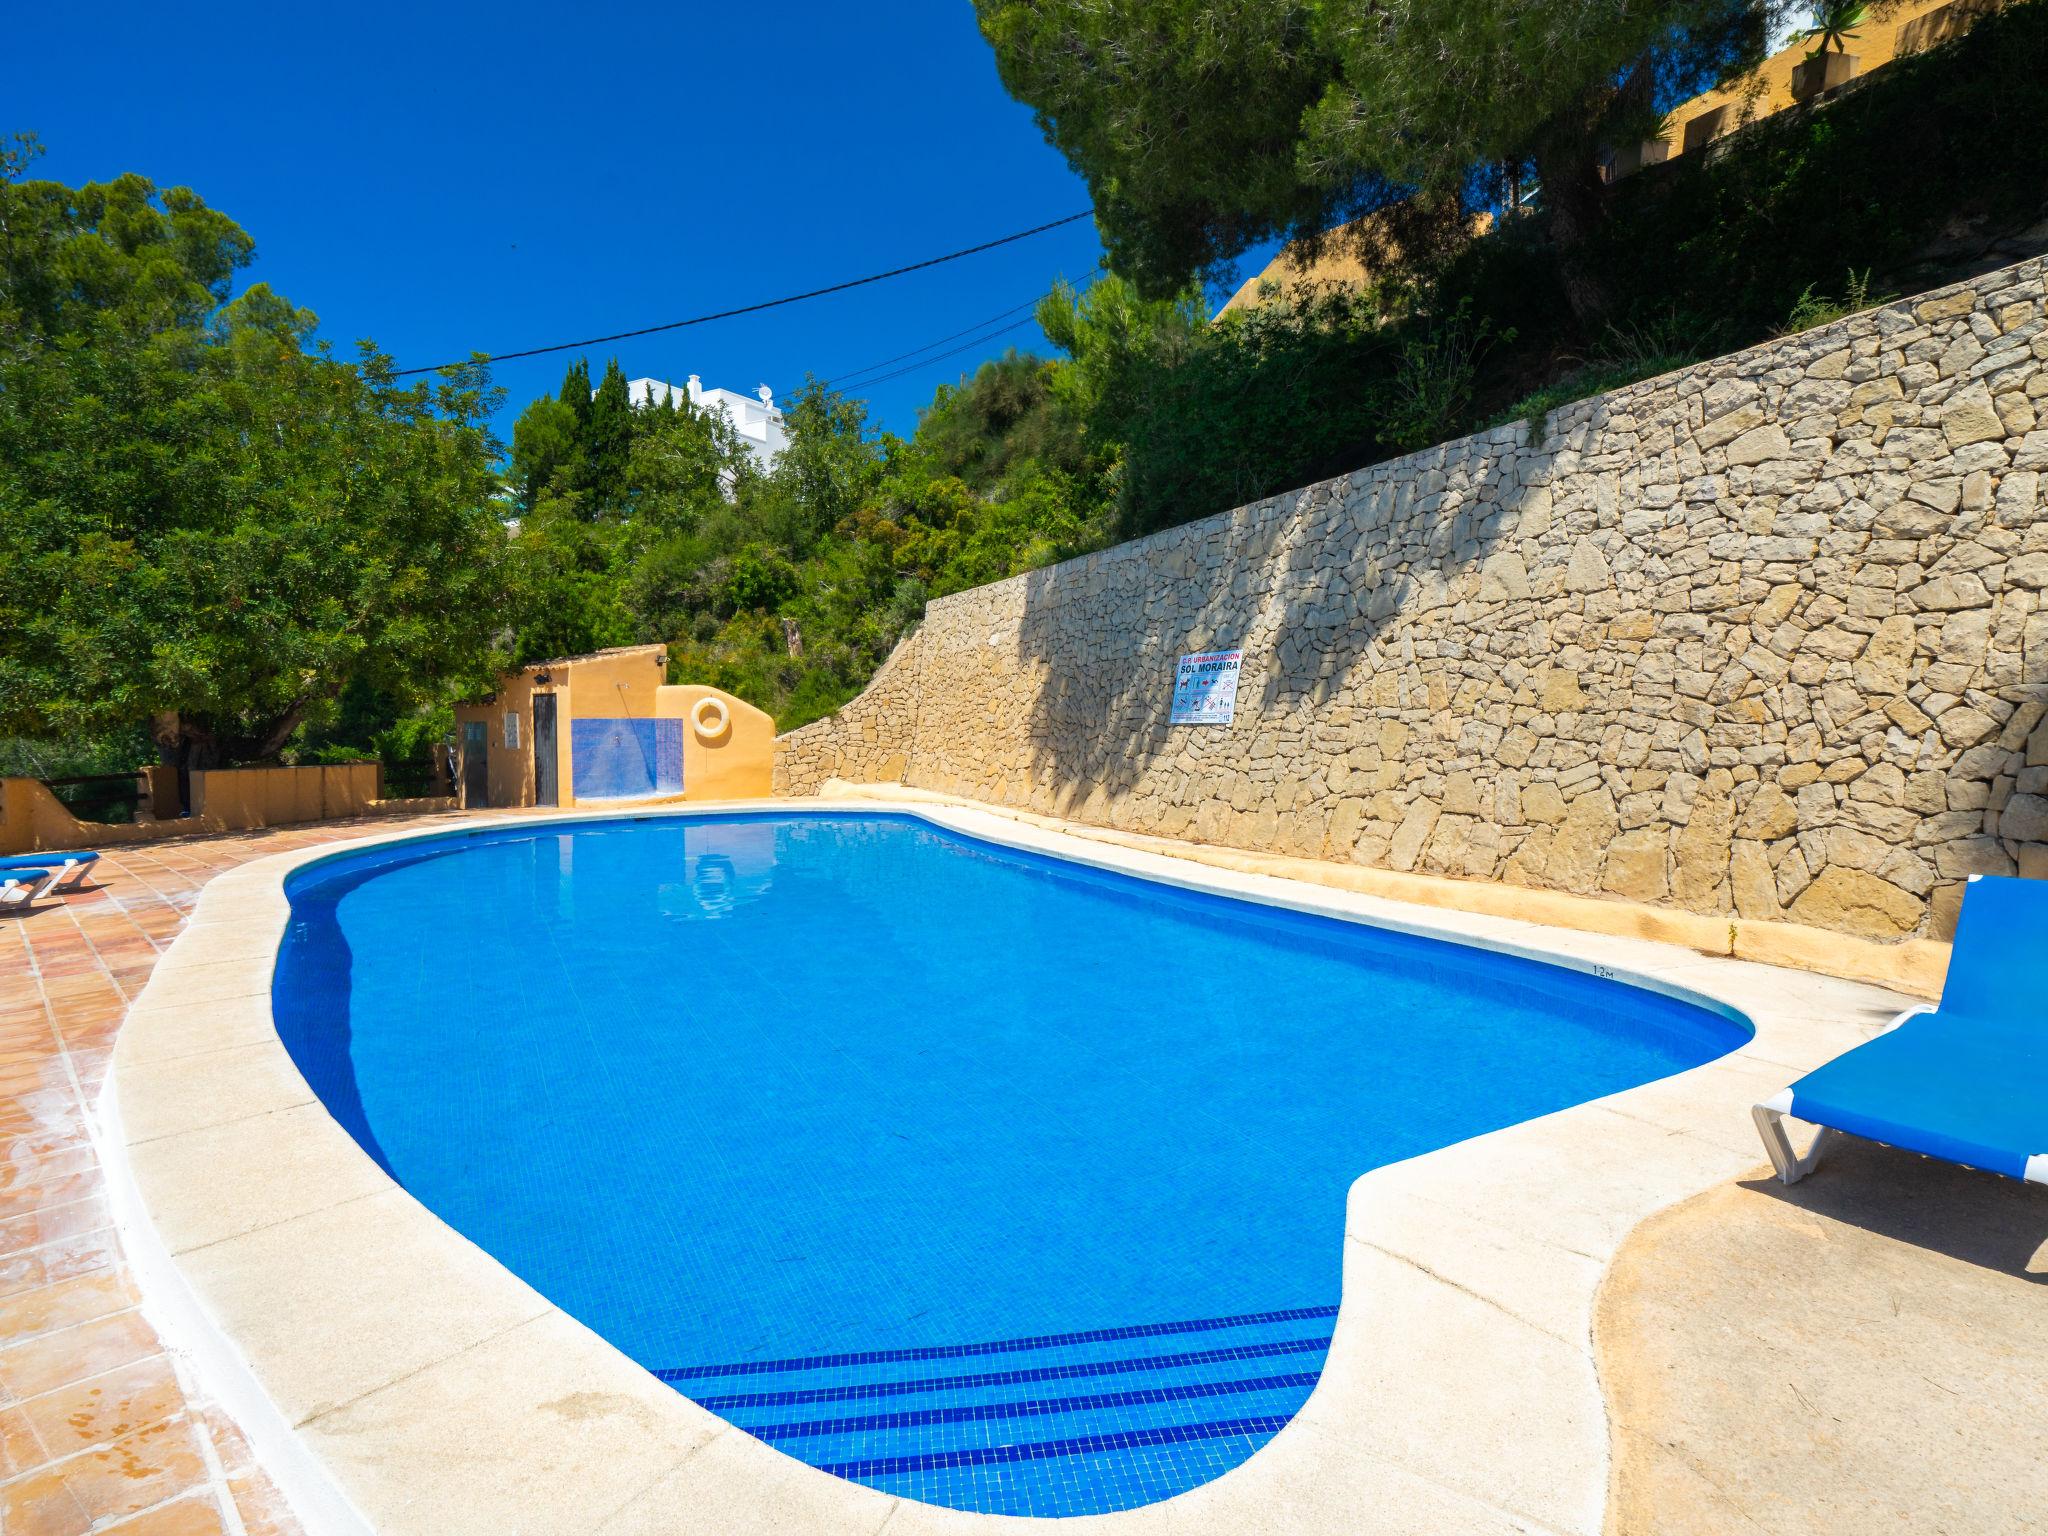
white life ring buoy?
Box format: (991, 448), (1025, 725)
(690, 695), (731, 741)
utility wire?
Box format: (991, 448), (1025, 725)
(794, 265), (1103, 399)
(831, 316), (1041, 394)
(814, 295), (1050, 392)
(392, 211), (1094, 377)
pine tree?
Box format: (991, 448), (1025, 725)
(974, 0), (1765, 325)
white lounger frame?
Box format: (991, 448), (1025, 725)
(0, 868), (61, 913)
(1754, 1003), (2048, 1185)
(44, 855), (97, 892)
(1752, 1004), (1931, 1184)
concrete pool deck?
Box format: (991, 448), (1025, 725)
(8, 798), (2038, 1534)
(1599, 1136), (2048, 1535)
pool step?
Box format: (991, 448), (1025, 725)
(653, 1306), (1336, 1517)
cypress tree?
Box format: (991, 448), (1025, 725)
(586, 359), (634, 514)
(559, 359), (593, 430)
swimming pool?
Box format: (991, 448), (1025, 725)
(272, 811), (1746, 1518)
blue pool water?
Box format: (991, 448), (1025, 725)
(273, 812), (1746, 1517)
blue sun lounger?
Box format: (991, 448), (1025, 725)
(0, 867), (58, 914)
(1754, 874), (2047, 1186)
(0, 850), (100, 893)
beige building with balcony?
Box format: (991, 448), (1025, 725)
(1223, 0), (2012, 317)
(1617, 0), (2013, 178)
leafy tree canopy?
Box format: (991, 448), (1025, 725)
(492, 338), (1117, 729)
(0, 137), (510, 766)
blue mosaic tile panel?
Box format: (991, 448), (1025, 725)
(569, 717), (682, 800)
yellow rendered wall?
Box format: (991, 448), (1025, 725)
(2, 776), (217, 855)
(565, 650), (664, 725)
(1, 765), (393, 855)
(454, 645), (671, 809)
(2, 778), (171, 854)
(0, 780), (33, 854)
(657, 685), (775, 801)
(564, 648), (666, 806)
(1659, 0), (2007, 163)
(141, 766), (181, 819)
(188, 764), (381, 830)
(0, 777), (168, 856)
(457, 669), (542, 809)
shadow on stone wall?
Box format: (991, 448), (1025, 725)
(1009, 423), (1543, 814)
(783, 255), (2048, 947)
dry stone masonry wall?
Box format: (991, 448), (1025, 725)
(778, 258), (2048, 944)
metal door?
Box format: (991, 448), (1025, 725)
(533, 693), (559, 807)
(461, 721), (488, 808)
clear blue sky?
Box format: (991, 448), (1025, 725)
(11, 2), (1260, 446)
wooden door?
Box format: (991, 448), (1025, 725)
(533, 694), (559, 807)
(461, 721), (488, 808)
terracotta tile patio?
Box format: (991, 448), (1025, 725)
(0, 816), (473, 1536)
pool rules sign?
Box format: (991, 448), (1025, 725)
(1170, 649), (1244, 726)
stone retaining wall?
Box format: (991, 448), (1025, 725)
(777, 256), (2048, 943)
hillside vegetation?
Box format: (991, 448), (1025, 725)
(502, 0), (2048, 732)
(5, 0), (2045, 780)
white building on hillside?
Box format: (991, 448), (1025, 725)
(627, 376), (789, 471)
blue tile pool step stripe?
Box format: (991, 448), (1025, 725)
(816, 1415), (1297, 1481)
(743, 1370), (1323, 1443)
(657, 1307), (1333, 1515)
(654, 1304), (1340, 1381)
(693, 1334), (1333, 1411)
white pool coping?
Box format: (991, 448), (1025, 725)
(99, 799), (1914, 1536)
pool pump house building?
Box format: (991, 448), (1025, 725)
(454, 643), (774, 808)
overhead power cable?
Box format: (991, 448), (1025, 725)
(392, 211), (1094, 377)
(830, 316), (1042, 394)
(795, 265), (1103, 399)
(816, 295), (1050, 392)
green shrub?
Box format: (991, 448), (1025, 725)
(1487, 355), (1687, 435)
(1371, 303), (1511, 452)
(1781, 267), (1899, 333)
(1485, 314), (1705, 432)
(0, 730), (151, 780)
(1111, 287), (1401, 538)
(1588, 0), (2048, 337)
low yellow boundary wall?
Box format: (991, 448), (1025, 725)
(0, 778), (221, 856)
(1, 770), (459, 856)
(189, 763), (381, 829)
